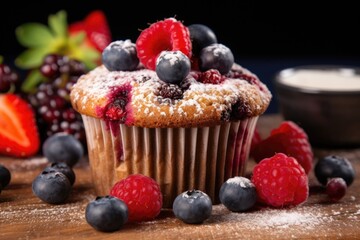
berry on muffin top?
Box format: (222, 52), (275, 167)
(70, 17), (272, 128)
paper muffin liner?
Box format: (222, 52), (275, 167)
(82, 115), (259, 208)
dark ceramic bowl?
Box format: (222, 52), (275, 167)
(274, 65), (360, 148)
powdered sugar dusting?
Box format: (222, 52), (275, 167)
(226, 176), (254, 188)
(211, 205), (328, 230)
(70, 64), (271, 127)
(207, 44), (230, 57)
(156, 50), (186, 66)
(134, 204), (360, 239)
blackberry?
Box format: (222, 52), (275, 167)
(27, 54), (88, 148)
(40, 54), (86, 79)
(155, 82), (183, 104)
(0, 62), (20, 93)
(230, 99), (251, 120)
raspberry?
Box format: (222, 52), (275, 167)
(252, 121), (313, 174)
(136, 18), (192, 70)
(198, 69), (224, 84)
(251, 153), (309, 208)
(110, 174), (163, 222)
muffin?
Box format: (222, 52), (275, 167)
(70, 18), (272, 208)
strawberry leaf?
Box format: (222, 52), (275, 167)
(15, 47), (51, 69)
(69, 31), (86, 45)
(49, 10), (67, 38)
(21, 69), (47, 93)
(70, 46), (100, 70)
(15, 23), (54, 48)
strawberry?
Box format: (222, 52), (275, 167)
(0, 94), (40, 157)
(69, 10), (112, 52)
(252, 121), (313, 174)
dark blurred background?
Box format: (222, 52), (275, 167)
(1, 1), (359, 113)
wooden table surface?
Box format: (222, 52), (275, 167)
(1, 114), (360, 240)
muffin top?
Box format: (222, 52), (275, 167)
(70, 18), (272, 128)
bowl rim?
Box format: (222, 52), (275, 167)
(273, 64), (360, 95)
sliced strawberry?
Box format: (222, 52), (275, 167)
(69, 10), (112, 52)
(136, 18), (192, 70)
(0, 94), (40, 157)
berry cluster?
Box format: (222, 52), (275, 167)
(85, 174), (162, 232)
(102, 18), (234, 86)
(314, 155), (355, 202)
(27, 54), (87, 148)
(32, 133), (83, 204)
(0, 61), (20, 93)
(32, 162), (75, 204)
(250, 121), (356, 204)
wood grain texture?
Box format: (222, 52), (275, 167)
(1, 114), (360, 240)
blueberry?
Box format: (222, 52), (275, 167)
(0, 164), (11, 188)
(314, 155), (355, 186)
(85, 196), (128, 232)
(199, 43), (234, 75)
(188, 24), (218, 56)
(172, 189), (212, 224)
(155, 50), (191, 84)
(32, 170), (72, 204)
(44, 162), (76, 186)
(219, 176), (257, 212)
(43, 132), (84, 167)
(102, 40), (139, 71)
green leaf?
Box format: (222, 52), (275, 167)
(69, 31), (86, 45)
(78, 47), (100, 70)
(0, 55), (3, 64)
(15, 23), (54, 48)
(49, 10), (68, 38)
(21, 69), (47, 93)
(15, 47), (51, 69)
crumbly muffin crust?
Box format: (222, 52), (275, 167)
(70, 63), (271, 128)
